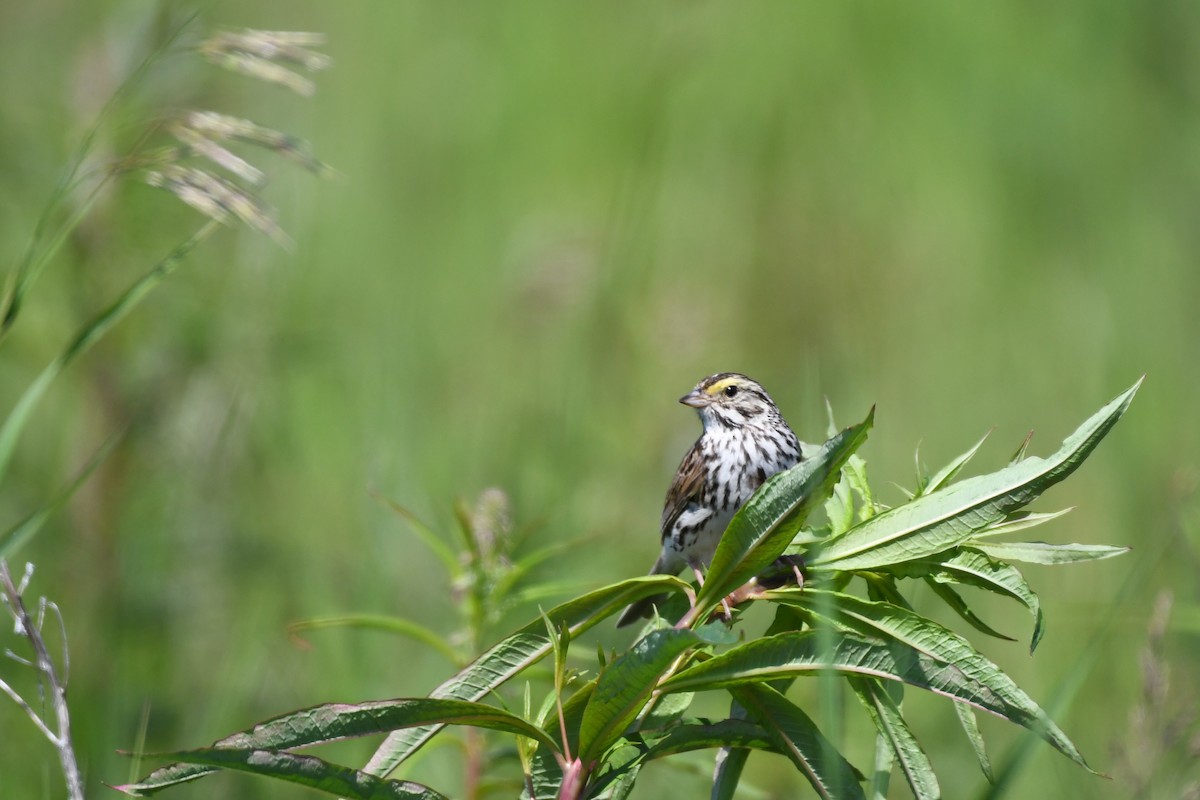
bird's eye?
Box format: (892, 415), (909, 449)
(723, 385), (738, 398)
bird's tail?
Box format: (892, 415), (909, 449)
(615, 554), (678, 629)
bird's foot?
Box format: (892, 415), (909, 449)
(758, 554), (806, 590)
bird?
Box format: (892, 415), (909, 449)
(616, 373), (804, 627)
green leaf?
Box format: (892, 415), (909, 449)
(924, 579), (1015, 643)
(897, 548), (1044, 652)
(642, 718), (780, 760)
(825, 466), (857, 536)
(134, 577), (686, 793)
(921, 429), (992, 496)
(809, 379), (1141, 572)
(1008, 430), (1034, 465)
(373, 494), (460, 576)
(870, 732), (893, 800)
(711, 698), (754, 800)
(117, 749), (447, 799)
(523, 680), (597, 800)
(492, 537), (586, 606)
(287, 614), (461, 665)
(713, 604), (809, 800)
(638, 690), (694, 732)
(847, 677), (939, 800)
(586, 719), (783, 800)
(970, 508), (1073, 538)
(731, 683), (866, 800)
(0, 12), (201, 344)
(363, 575), (688, 778)
(121, 696), (560, 797)
(669, 590), (1096, 773)
(690, 408), (874, 622)
(578, 628), (701, 764)
(0, 431), (121, 558)
(0, 223), (219, 489)
(968, 541), (1129, 565)
(711, 745), (750, 800)
(953, 701), (994, 783)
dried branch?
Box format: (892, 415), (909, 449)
(0, 560), (84, 800)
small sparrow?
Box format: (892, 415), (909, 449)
(617, 373), (803, 627)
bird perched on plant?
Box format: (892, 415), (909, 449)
(616, 373), (805, 627)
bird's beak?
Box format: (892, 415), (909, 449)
(679, 390), (710, 408)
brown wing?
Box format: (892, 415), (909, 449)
(659, 439), (706, 541)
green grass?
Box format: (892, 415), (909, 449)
(2, 1), (1198, 797)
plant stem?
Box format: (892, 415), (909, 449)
(0, 561), (83, 800)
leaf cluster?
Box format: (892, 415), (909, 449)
(117, 380), (1140, 799)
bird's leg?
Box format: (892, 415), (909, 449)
(781, 553), (805, 590)
(683, 558), (733, 623)
(758, 554), (806, 590)
(722, 578), (765, 611)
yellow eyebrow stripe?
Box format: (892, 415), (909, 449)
(706, 378), (738, 395)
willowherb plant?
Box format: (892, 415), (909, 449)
(116, 381), (1142, 800)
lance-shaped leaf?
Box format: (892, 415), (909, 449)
(287, 614), (461, 665)
(847, 677), (939, 800)
(585, 719), (783, 800)
(0, 224), (218, 489)
(690, 409), (873, 622)
(711, 699), (754, 800)
(127, 576), (687, 793)
(968, 541), (1129, 565)
(362, 575), (689, 778)
(809, 380), (1141, 572)
(663, 594), (1095, 773)
(119, 698), (561, 795)
(578, 628), (702, 764)
(523, 680), (597, 800)
(641, 718), (780, 760)
(953, 701), (994, 783)
(924, 579), (1015, 643)
(919, 429), (992, 497)
(0, 431), (121, 558)
(895, 548), (1044, 652)
(713, 604), (808, 800)
(731, 683), (865, 800)
(970, 507), (1073, 539)
(117, 748), (447, 799)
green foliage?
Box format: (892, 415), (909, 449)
(119, 383), (1137, 799)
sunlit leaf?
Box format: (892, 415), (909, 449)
(954, 701), (994, 783)
(118, 748), (447, 799)
(691, 408), (873, 623)
(921, 429), (992, 496)
(968, 541), (1129, 565)
(809, 380), (1141, 571)
(970, 508), (1073, 539)
(896, 548), (1044, 652)
(667, 592), (1096, 773)
(924, 579), (1015, 643)
(847, 677), (939, 799)
(578, 628), (701, 764)
(731, 683), (865, 800)
(363, 575), (688, 778)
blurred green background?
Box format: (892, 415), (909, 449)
(2, 1), (1198, 797)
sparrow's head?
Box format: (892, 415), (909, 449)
(679, 373), (781, 430)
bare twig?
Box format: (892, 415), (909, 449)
(0, 560), (84, 800)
